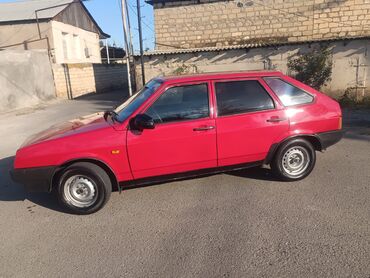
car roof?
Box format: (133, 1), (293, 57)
(154, 70), (284, 84)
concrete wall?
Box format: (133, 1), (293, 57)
(0, 21), (52, 50)
(53, 63), (128, 99)
(153, 0), (370, 49)
(135, 39), (370, 98)
(0, 50), (56, 112)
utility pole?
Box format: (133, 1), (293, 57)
(136, 0), (146, 86)
(124, 0), (134, 56)
(121, 0), (133, 96)
(105, 39), (110, 64)
(124, 0), (136, 92)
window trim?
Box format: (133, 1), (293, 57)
(143, 81), (212, 126)
(263, 77), (315, 107)
(213, 78), (277, 118)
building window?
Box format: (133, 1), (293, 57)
(62, 32), (69, 60)
(72, 34), (81, 59)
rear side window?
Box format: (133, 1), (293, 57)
(215, 80), (275, 116)
(146, 83), (209, 124)
(264, 78), (314, 106)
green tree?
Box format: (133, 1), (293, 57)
(287, 46), (333, 90)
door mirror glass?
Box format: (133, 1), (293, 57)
(131, 114), (155, 130)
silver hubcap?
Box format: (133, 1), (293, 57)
(282, 146), (310, 176)
(63, 175), (97, 208)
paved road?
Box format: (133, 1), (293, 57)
(0, 92), (369, 278)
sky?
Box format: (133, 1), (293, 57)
(0, 0), (156, 52)
(84, 0), (156, 51)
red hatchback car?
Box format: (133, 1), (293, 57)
(11, 71), (343, 214)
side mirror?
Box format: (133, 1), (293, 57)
(132, 114), (155, 130)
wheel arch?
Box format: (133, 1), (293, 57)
(51, 158), (119, 192)
(264, 134), (322, 165)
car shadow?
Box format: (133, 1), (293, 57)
(123, 166), (281, 192)
(227, 166), (282, 182)
(1, 156), (279, 213)
(0, 156), (69, 214)
(72, 90), (129, 109)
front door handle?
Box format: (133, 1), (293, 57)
(193, 126), (215, 131)
(267, 117), (287, 123)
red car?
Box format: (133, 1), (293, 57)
(11, 71), (343, 214)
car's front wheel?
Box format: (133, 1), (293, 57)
(56, 162), (112, 214)
(271, 138), (316, 181)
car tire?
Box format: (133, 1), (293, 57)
(56, 162), (112, 215)
(271, 138), (316, 181)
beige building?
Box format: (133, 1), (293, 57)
(148, 0), (370, 50)
(0, 0), (109, 63)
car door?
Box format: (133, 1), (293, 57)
(214, 78), (289, 167)
(127, 82), (217, 179)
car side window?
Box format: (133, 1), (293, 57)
(145, 83), (209, 124)
(264, 78), (314, 106)
(215, 80), (275, 116)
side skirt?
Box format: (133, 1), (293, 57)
(119, 160), (264, 189)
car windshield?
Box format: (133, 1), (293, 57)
(114, 79), (163, 122)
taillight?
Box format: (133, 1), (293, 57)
(338, 117), (342, 130)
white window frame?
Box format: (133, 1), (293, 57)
(62, 32), (69, 61)
(72, 34), (81, 60)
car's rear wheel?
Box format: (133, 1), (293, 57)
(271, 138), (316, 181)
(56, 162), (111, 214)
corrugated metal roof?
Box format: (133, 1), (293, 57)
(145, 0), (224, 5)
(143, 43), (267, 55)
(0, 0), (74, 23)
(142, 36), (370, 56)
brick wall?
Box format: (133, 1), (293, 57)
(153, 0), (370, 49)
(53, 63), (128, 99)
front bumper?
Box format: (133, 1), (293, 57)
(316, 130), (344, 150)
(10, 166), (56, 192)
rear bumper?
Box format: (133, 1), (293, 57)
(10, 166), (56, 192)
(316, 130), (344, 150)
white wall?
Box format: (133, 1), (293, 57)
(51, 20), (101, 64)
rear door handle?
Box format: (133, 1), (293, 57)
(193, 126), (215, 131)
(267, 117), (287, 123)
